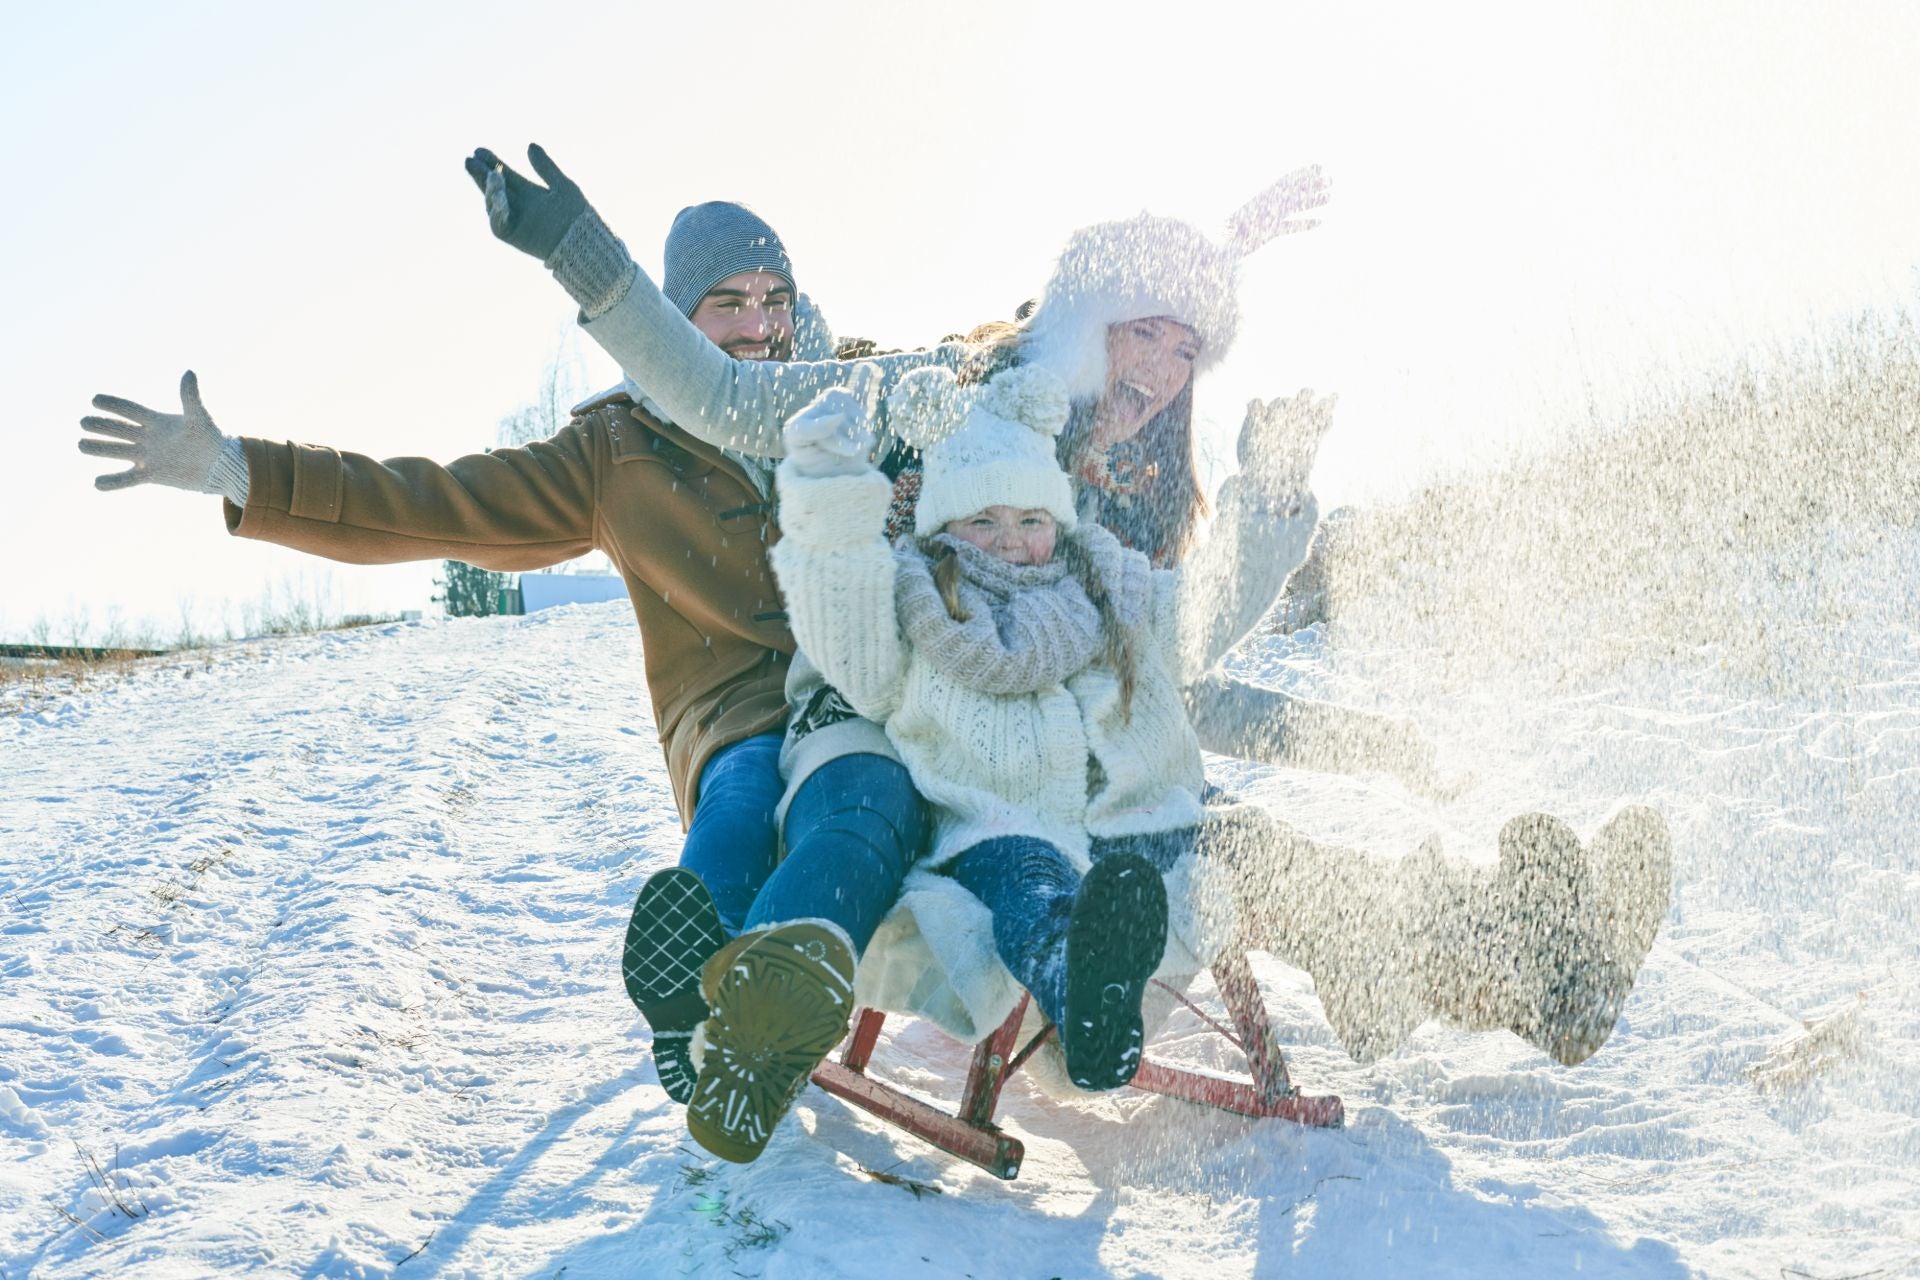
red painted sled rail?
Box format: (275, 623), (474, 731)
(808, 951), (1344, 1180)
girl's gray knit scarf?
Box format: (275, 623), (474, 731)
(894, 534), (1104, 695)
(1072, 521), (1155, 636)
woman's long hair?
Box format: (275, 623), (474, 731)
(1057, 535), (1139, 719)
(1057, 385), (1208, 568)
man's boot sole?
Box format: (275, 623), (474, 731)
(622, 868), (728, 1103)
(686, 922), (855, 1163)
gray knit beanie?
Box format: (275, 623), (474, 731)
(661, 202), (795, 317)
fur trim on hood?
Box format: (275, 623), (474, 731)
(1016, 168), (1328, 403)
(1017, 215), (1239, 403)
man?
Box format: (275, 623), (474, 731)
(77, 190), (844, 1108)
(465, 147), (955, 1163)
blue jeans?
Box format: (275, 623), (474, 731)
(678, 732), (786, 935)
(1090, 827), (1196, 875)
(948, 828), (1198, 1026)
(745, 753), (929, 954)
(947, 836), (1080, 1027)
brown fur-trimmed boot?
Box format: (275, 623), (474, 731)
(1213, 804), (1671, 1066)
(685, 920), (856, 1163)
(1410, 808), (1673, 1065)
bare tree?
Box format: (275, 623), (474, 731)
(443, 334), (613, 590)
(494, 332), (594, 450)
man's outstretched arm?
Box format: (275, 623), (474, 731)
(80, 373), (599, 570)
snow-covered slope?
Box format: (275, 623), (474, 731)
(3, 586), (1916, 1279)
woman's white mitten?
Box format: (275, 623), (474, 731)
(1237, 389), (1337, 498)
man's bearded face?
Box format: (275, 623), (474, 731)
(689, 270), (796, 362)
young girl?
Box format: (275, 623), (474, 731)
(678, 361), (1325, 1163)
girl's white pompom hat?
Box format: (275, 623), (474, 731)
(887, 365), (1078, 534)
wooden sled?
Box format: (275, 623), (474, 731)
(809, 950), (1345, 1180)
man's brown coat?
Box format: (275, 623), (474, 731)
(224, 396), (793, 825)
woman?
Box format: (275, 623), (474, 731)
(774, 211), (1669, 1077)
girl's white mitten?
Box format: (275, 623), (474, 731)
(783, 387), (877, 478)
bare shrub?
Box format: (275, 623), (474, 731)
(1311, 305), (1920, 689)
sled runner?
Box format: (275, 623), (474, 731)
(808, 949), (1344, 1180)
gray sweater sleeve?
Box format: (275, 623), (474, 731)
(578, 259), (971, 459)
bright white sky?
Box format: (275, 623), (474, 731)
(6, 0), (1919, 642)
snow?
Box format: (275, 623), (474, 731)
(3, 575), (1917, 1278)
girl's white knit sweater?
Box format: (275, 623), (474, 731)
(770, 466), (1316, 873)
(769, 461), (1318, 1038)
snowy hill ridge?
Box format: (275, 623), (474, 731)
(4, 596), (1917, 1279)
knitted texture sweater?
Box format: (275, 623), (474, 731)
(771, 460), (1321, 1038)
(580, 258), (969, 458)
(773, 467), (1214, 873)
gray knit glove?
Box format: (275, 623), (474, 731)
(1237, 389), (1336, 508)
(782, 388), (877, 479)
(80, 371), (249, 501)
(465, 144), (635, 319)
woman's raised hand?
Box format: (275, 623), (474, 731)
(1236, 389), (1336, 498)
(463, 143), (589, 262)
(782, 387), (877, 478)
(1226, 164), (1331, 251)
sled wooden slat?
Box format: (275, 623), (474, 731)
(840, 1007), (887, 1072)
(1128, 1060), (1344, 1126)
(808, 951), (1343, 1181)
(811, 1057), (1025, 1179)
(961, 999), (1029, 1127)
(1213, 951), (1295, 1105)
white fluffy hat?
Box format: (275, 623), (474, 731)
(886, 365), (1077, 534)
(1017, 170), (1326, 402)
(1019, 214), (1238, 404)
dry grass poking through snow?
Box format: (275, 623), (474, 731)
(0, 614), (406, 719)
(1746, 994), (1874, 1095)
(0, 651), (172, 719)
(1309, 306), (1920, 690)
